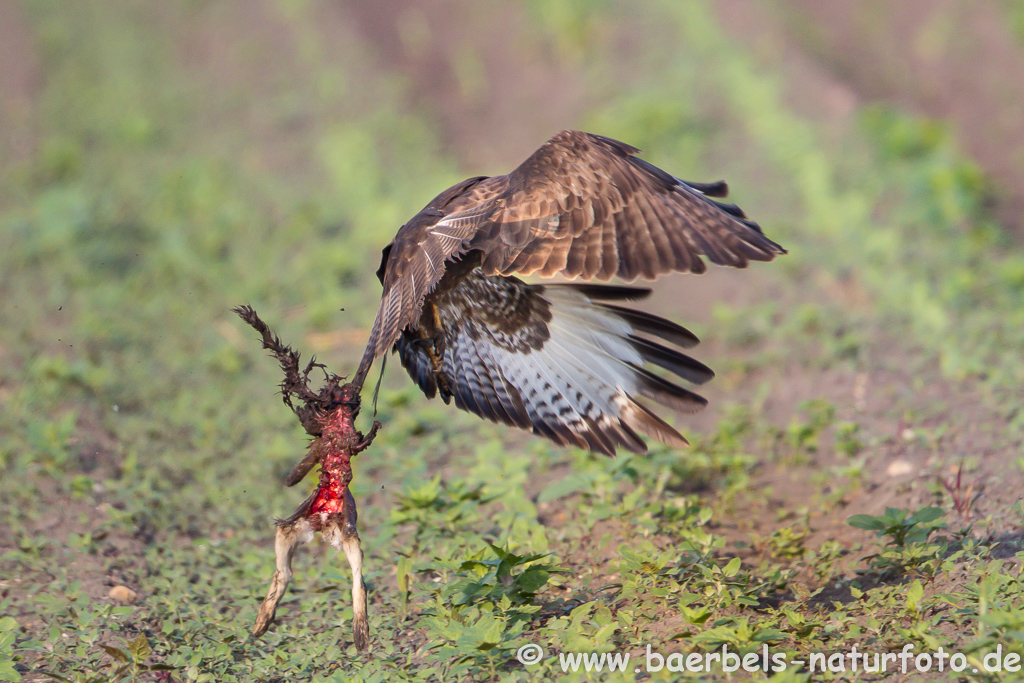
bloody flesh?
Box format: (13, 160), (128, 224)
(308, 390), (358, 523)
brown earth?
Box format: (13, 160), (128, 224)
(331, 0), (1024, 555)
(374, 9), (1024, 654)
(771, 0), (1024, 236)
(3, 0), (1023, 662)
(312, 4), (1024, 657)
(0, 1), (40, 194)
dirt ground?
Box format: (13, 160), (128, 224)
(2, 0), (1021, 589)
(3, 1), (1024, 677)
(331, 0), (1024, 554)
(712, 0), (1024, 549)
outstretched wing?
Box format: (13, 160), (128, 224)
(471, 130), (785, 281)
(395, 273), (714, 455)
(354, 176), (505, 385)
(356, 129), (786, 389)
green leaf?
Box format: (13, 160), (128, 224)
(396, 555), (411, 594)
(486, 543), (512, 562)
(0, 661), (22, 682)
(847, 514), (887, 531)
(128, 633), (151, 663)
(906, 580), (924, 611)
(908, 507), (944, 525)
(722, 557), (742, 577)
(0, 617), (17, 632)
(518, 569), (550, 593)
(469, 616), (506, 649)
(681, 604), (711, 625)
(537, 475), (587, 503)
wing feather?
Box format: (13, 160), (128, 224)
(395, 274), (709, 455)
(354, 184), (501, 385)
(356, 130), (786, 392)
(468, 130), (784, 282)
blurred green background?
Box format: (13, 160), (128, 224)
(3, 1), (1024, 681)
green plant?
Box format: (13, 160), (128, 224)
(835, 421), (864, 457)
(847, 506), (946, 548)
(0, 617), (22, 682)
(5, 1), (1024, 680)
(786, 399), (836, 454)
(848, 506), (948, 576)
(419, 544), (555, 676)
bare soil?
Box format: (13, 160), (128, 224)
(3, 0), (1023, 664)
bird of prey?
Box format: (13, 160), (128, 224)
(351, 130), (784, 455)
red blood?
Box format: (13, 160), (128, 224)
(307, 386), (360, 526)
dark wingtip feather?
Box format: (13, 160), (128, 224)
(557, 283), (653, 302)
(708, 199), (747, 220)
(735, 222), (787, 258)
(682, 179), (729, 197)
(599, 303), (701, 348)
(631, 364), (709, 414)
(628, 335), (715, 385)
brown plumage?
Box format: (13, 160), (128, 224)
(352, 130), (785, 454)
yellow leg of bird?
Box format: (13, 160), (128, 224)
(421, 302), (452, 398)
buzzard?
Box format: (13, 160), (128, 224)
(351, 130), (784, 455)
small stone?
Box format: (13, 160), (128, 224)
(886, 459), (914, 477)
(109, 585), (137, 603)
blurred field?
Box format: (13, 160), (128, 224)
(2, 1), (1024, 681)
